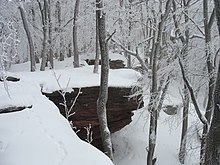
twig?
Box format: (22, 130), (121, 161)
(106, 29), (116, 43)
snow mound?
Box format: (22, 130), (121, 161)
(0, 68), (114, 165)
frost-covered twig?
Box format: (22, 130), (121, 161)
(84, 124), (93, 144)
(69, 88), (82, 118)
(51, 69), (81, 131)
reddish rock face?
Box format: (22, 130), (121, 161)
(43, 86), (142, 151)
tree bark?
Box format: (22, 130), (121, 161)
(205, 61), (220, 164)
(73, 0), (80, 68)
(93, 9), (99, 74)
(96, 0), (114, 162)
(39, 0), (48, 71)
(127, 1), (132, 69)
(200, 0), (215, 163)
(18, 5), (36, 72)
(48, 0), (53, 68)
(205, 0), (220, 164)
(179, 85), (189, 164)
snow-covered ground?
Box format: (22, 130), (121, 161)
(112, 82), (202, 165)
(0, 58), (202, 165)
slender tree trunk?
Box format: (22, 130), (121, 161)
(157, 76), (170, 115)
(96, 0), (114, 162)
(31, 6), (40, 64)
(172, 1), (190, 162)
(205, 1), (220, 163)
(67, 43), (72, 58)
(179, 1), (190, 162)
(55, 1), (63, 60)
(179, 85), (189, 164)
(93, 10), (99, 74)
(73, 0), (80, 68)
(147, 22), (160, 165)
(200, 1), (215, 163)
(18, 5), (36, 72)
(147, 1), (172, 164)
(127, 1), (132, 69)
(48, 0), (53, 68)
(39, 0), (48, 71)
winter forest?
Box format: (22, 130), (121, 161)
(1, 0), (220, 164)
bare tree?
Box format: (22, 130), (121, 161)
(147, 1), (172, 165)
(18, 4), (36, 72)
(172, 0), (190, 163)
(96, 0), (114, 162)
(38, 0), (48, 71)
(73, 0), (80, 68)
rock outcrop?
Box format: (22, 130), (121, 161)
(43, 86), (141, 150)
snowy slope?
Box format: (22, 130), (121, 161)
(1, 59), (202, 165)
(0, 74), (114, 165)
(112, 84), (201, 165)
(0, 62), (141, 165)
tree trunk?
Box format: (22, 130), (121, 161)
(205, 61), (220, 164)
(93, 9), (99, 74)
(96, 0), (114, 162)
(179, 85), (189, 164)
(18, 5), (36, 72)
(48, 0), (53, 68)
(39, 0), (48, 71)
(127, 1), (132, 69)
(172, 1), (190, 163)
(31, 6), (40, 64)
(205, 1), (220, 163)
(147, 1), (172, 164)
(146, 22), (160, 165)
(215, 0), (220, 35)
(200, 1), (215, 164)
(73, 0), (80, 68)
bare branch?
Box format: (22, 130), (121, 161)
(178, 57), (209, 126)
(111, 37), (149, 72)
(138, 36), (154, 47)
(106, 29), (116, 43)
(172, 0), (186, 43)
(183, 11), (205, 36)
(69, 88), (81, 113)
(208, 8), (216, 30)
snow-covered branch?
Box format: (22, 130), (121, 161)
(51, 69), (81, 131)
(178, 56), (209, 127)
(84, 124), (93, 144)
(111, 37), (149, 72)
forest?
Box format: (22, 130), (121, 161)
(1, 0), (220, 165)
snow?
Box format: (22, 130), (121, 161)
(1, 58), (202, 165)
(112, 87), (201, 165)
(9, 59), (140, 93)
(1, 61), (142, 165)
(0, 70), (114, 165)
